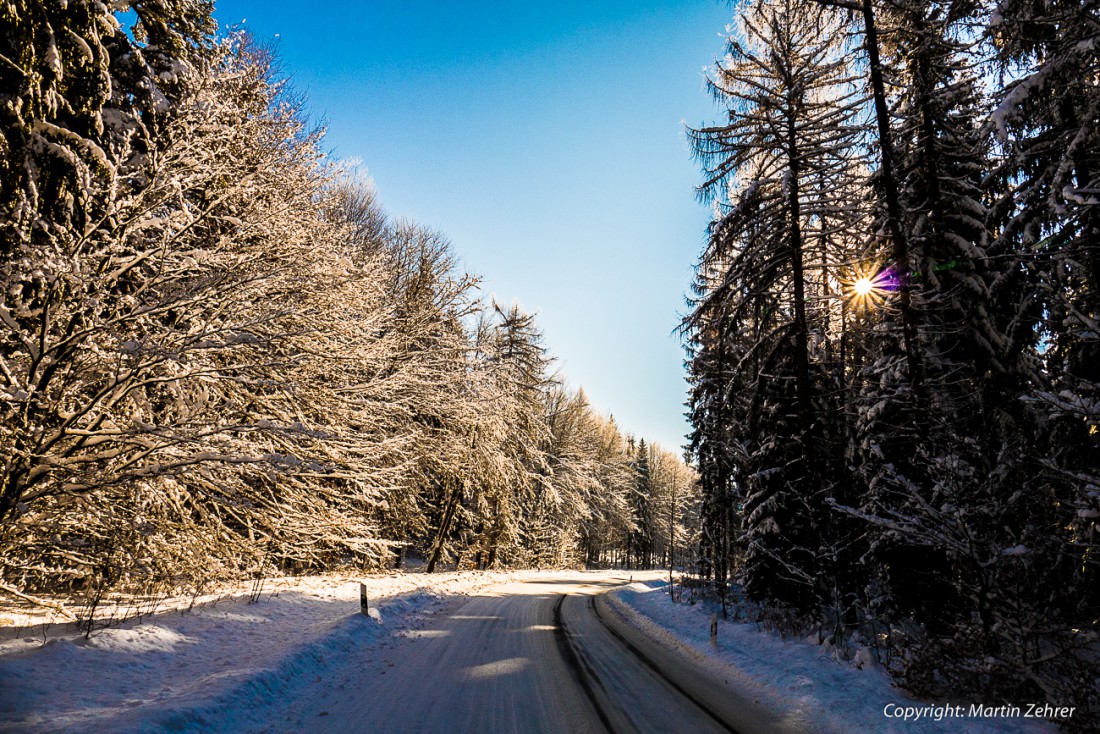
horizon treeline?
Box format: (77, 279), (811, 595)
(0, 3), (696, 613)
(684, 0), (1097, 720)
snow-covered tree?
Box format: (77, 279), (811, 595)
(841, 0), (1005, 640)
(550, 392), (636, 568)
(685, 0), (1099, 715)
(0, 28), (416, 593)
(687, 0), (865, 610)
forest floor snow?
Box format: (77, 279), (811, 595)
(609, 579), (1059, 733)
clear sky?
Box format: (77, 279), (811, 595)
(212, 0), (733, 452)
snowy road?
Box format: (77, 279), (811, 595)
(2, 570), (1054, 734)
(299, 574), (742, 734)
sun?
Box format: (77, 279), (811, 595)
(852, 276), (876, 298)
(843, 265), (891, 310)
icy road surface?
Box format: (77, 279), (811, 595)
(292, 574), (767, 734)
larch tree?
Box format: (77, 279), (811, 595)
(474, 302), (554, 569)
(687, 0), (864, 611)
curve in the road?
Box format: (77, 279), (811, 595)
(557, 591), (739, 734)
(280, 574), (788, 734)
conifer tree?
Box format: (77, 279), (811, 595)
(687, 0), (864, 610)
(627, 438), (654, 567)
(844, 0), (1005, 637)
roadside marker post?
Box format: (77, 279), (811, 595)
(710, 613), (718, 646)
(360, 583), (369, 615)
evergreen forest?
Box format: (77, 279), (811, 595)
(684, 0), (1098, 718)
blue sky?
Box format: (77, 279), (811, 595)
(212, 1), (733, 452)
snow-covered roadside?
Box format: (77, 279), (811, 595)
(608, 581), (1059, 734)
(0, 569), (547, 733)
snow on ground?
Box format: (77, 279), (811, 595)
(609, 580), (1059, 734)
(0, 569), (552, 734)
(2, 571), (1070, 733)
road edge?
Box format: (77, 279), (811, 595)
(596, 589), (810, 734)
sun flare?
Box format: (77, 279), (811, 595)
(844, 265), (892, 310)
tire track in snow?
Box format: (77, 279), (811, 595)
(553, 594), (616, 734)
(558, 590), (741, 734)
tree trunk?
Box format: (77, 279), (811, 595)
(786, 108), (812, 435)
(426, 481), (463, 573)
(860, 0), (924, 398)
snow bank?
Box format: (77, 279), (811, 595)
(0, 570), (533, 733)
(609, 581), (1057, 733)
